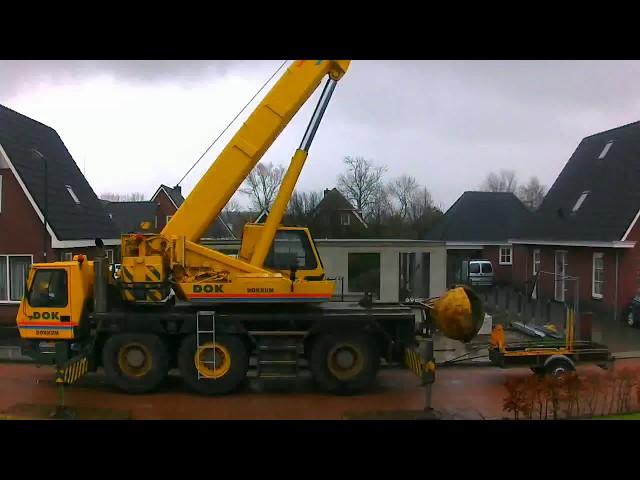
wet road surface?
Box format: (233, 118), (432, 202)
(2, 359), (640, 420)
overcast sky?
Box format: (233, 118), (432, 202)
(2, 60), (640, 210)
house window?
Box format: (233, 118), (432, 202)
(340, 213), (351, 226)
(572, 191), (590, 213)
(166, 215), (173, 224)
(106, 249), (114, 265)
(65, 185), (80, 204)
(62, 252), (73, 261)
(0, 255), (32, 302)
(592, 252), (604, 299)
(598, 140), (614, 159)
(499, 246), (512, 265)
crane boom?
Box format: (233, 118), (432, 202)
(162, 60), (350, 243)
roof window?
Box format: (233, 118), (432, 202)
(598, 140), (614, 159)
(572, 191), (589, 213)
(66, 185), (80, 204)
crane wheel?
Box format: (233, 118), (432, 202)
(102, 333), (169, 394)
(309, 333), (380, 395)
(178, 334), (249, 396)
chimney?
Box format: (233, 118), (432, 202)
(324, 188), (330, 198)
(173, 185), (182, 196)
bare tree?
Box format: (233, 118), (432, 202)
(407, 186), (434, 224)
(287, 190), (322, 221)
(239, 162), (285, 212)
(388, 175), (419, 219)
(337, 156), (387, 218)
(367, 183), (394, 227)
(517, 176), (547, 210)
(480, 169), (518, 193)
(100, 192), (146, 201)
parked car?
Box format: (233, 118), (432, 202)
(461, 259), (495, 288)
(624, 296), (640, 328)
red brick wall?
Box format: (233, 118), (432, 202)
(154, 190), (177, 231)
(618, 217), (640, 315)
(0, 168), (55, 325)
(512, 245), (530, 287)
(484, 246), (513, 284)
(511, 244), (627, 320)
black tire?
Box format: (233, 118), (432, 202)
(178, 334), (248, 396)
(626, 310), (637, 328)
(309, 333), (380, 395)
(545, 357), (575, 377)
(102, 333), (169, 394)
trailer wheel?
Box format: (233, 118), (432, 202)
(545, 357), (575, 377)
(178, 334), (248, 395)
(309, 333), (380, 395)
(102, 333), (169, 394)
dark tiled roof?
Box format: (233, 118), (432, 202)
(517, 121), (640, 242)
(202, 218), (235, 239)
(316, 188), (358, 213)
(0, 104), (119, 240)
(313, 188), (366, 226)
(101, 200), (158, 234)
(424, 191), (531, 243)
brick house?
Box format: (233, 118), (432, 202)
(150, 184), (234, 240)
(0, 104), (119, 324)
(101, 185), (236, 257)
(424, 191), (532, 287)
(510, 121), (640, 321)
(308, 188), (368, 239)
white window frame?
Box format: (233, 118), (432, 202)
(0, 254), (34, 304)
(65, 185), (80, 204)
(166, 215), (173, 224)
(62, 252), (73, 261)
(592, 252), (604, 299)
(106, 249), (114, 264)
(499, 246), (512, 265)
(340, 213), (351, 226)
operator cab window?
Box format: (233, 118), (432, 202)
(28, 269), (68, 308)
(265, 230), (317, 270)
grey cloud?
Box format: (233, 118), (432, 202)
(0, 60), (278, 100)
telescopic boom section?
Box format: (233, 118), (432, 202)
(162, 60), (351, 242)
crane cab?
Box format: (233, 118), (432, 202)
(16, 257), (94, 341)
(240, 224), (326, 281)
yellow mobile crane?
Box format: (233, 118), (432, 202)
(16, 60), (484, 397)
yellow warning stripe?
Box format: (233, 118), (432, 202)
(121, 266), (134, 282)
(404, 349), (424, 378)
(147, 265), (161, 281)
(58, 357), (88, 385)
